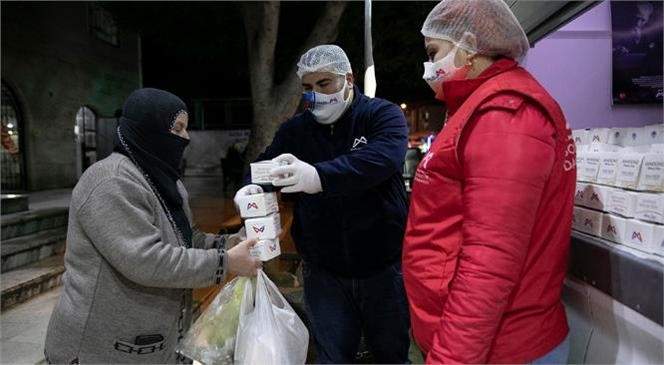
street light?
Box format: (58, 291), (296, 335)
(400, 103), (407, 110)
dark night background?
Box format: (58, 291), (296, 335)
(102, 1), (436, 105)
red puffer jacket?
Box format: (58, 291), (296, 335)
(403, 59), (576, 364)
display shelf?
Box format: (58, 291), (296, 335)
(569, 231), (663, 325)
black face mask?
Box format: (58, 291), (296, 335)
(113, 88), (193, 247)
(159, 130), (191, 172)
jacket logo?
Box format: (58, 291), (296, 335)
(247, 202), (259, 210)
(632, 231), (642, 242)
(352, 136), (368, 149)
(583, 218), (593, 228)
(607, 225), (617, 235)
(252, 225), (265, 233)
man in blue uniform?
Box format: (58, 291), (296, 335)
(235, 44), (410, 364)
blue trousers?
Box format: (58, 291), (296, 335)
(302, 261), (411, 364)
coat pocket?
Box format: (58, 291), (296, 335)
(113, 334), (166, 355)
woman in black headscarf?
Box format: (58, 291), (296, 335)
(45, 88), (262, 364)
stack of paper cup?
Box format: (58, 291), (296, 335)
(235, 192), (281, 261)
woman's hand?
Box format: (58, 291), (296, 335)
(227, 237), (263, 277)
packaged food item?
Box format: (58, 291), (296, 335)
(236, 192), (278, 218)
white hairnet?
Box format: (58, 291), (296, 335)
(296, 45), (352, 78)
(421, 0), (530, 60)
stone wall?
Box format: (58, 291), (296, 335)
(1, 2), (140, 190)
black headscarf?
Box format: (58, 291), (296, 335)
(113, 88), (192, 247)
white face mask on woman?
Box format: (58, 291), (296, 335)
(302, 82), (351, 125)
(422, 47), (464, 94)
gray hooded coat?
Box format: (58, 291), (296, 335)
(44, 153), (228, 364)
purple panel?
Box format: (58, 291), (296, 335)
(525, 1), (663, 129)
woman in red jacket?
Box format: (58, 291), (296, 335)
(402, 0), (577, 363)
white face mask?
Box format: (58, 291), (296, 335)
(422, 47), (462, 93)
(302, 82), (351, 125)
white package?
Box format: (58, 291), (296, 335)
(596, 153), (621, 186)
(636, 153), (664, 192)
(643, 124), (664, 145)
(249, 237), (281, 261)
(607, 189), (639, 218)
(572, 207), (583, 231)
(588, 128), (610, 144)
(572, 129), (589, 146)
(614, 153), (645, 190)
(584, 184), (611, 212)
(588, 143), (622, 153)
(622, 127), (648, 147)
(576, 153), (586, 181)
(574, 182), (587, 207)
(576, 207), (603, 237)
(607, 128), (630, 146)
(623, 219), (654, 253)
(600, 213), (628, 244)
(578, 152), (600, 183)
(250, 161), (281, 185)
(635, 192), (664, 224)
(245, 213), (281, 240)
(237, 192), (279, 218)
(652, 224), (664, 257)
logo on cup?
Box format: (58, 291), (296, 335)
(631, 231), (642, 242)
(253, 225), (266, 233)
(247, 202), (259, 210)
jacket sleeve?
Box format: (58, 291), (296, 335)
(76, 176), (223, 289)
(426, 103), (556, 364)
(315, 102), (408, 195)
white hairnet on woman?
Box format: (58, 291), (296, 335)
(403, 0), (577, 364)
(421, 0), (530, 60)
(296, 44), (352, 78)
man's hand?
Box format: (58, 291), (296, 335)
(233, 184), (264, 209)
(270, 153), (322, 194)
(227, 237), (263, 277)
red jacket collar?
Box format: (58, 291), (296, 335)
(441, 58), (519, 115)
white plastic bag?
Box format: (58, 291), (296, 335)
(175, 276), (248, 365)
(234, 270), (309, 365)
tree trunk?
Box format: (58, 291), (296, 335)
(241, 1), (348, 164)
